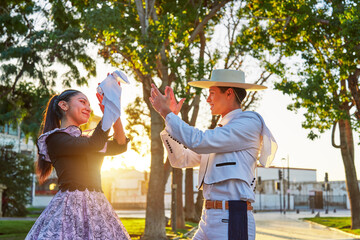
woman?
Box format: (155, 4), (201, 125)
(26, 89), (131, 239)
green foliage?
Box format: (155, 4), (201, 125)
(72, 0), (224, 87)
(0, 0), (97, 139)
(241, 0), (360, 138)
(0, 82), (52, 141)
(0, 146), (33, 217)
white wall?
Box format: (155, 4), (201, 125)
(257, 166), (317, 182)
(32, 196), (53, 207)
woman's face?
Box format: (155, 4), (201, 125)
(63, 92), (91, 126)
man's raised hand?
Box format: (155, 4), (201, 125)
(149, 83), (172, 119)
(165, 86), (185, 115)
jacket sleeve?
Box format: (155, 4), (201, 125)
(103, 138), (129, 156)
(165, 112), (262, 154)
(46, 121), (110, 156)
(160, 130), (201, 168)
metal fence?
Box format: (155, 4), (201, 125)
(294, 195), (347, 209)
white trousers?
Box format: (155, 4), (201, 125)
(192, 208), (255, 240)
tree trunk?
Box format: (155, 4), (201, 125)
(142, 109), (167, 240)
(185, 168), (197, 221)
(163, 158), (172, 186)
(195, 189), (203, 221)
(184, 95), (201, 222)
(174, 168), (185, 228)
(338, 118), (360, 229)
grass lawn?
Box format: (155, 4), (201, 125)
(304, 217), (360, 236)
(26, 207), (45, 218)
(122, 218), (197, 239)
(0, 220), (35, 239)
(0, 218), (197, 240)
(166, 221), (198, 239)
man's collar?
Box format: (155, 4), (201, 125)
(219, 108), (243, 126)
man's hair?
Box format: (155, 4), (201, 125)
(218, 87), (247, 105)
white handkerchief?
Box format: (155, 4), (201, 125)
(98, 74), (122, 131)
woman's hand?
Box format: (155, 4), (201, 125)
(96, 91), (105, 113)
(97, 73), (122, 113)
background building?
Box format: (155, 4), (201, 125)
(0, 123), (36, 155)
(0, 123), (37, 208)
(104, 165), (357, 212)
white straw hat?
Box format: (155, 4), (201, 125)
(188, 69), (267, 91)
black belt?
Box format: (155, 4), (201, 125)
(59, 183), (103, 192)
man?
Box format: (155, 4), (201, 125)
(149, 69), (277, 240)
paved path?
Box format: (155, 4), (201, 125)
(177, 210), (360, 240)
(115, 209), (359, 239)
(254, 210), (359, 240)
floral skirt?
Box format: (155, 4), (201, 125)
(26, 189), (131, 240)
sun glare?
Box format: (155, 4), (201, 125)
(101, 149), (150, 173)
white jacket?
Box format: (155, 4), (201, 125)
(161, 109), (277, 189)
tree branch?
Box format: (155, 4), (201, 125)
(347, 68), (360, 120)
(0, 66), (26, 99)
(118, 50), (146, 83)
(188, 0), (231, 44)
(332, 121), (342, 148)
(243, 15), (330, 25)
(134, 0), (146, 36)
(189, 95), (200, 126)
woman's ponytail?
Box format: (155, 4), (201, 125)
(36, 95), (61, 184)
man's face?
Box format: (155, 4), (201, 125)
(206, 86), (229, 116)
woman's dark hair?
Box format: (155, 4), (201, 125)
(218, 87), (247, 105)
(36, 89), (81, 184)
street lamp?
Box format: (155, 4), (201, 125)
(278, 169), (282, 213)
(324, 172), (329, 214)
(281, 155), (290, 211)
(281, 158), (286, 214)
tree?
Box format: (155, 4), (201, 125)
(241, 0), (360, 228)
(0, 0), (96, 139)
(0, 145), (33, 217)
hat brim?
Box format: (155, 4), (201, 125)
(188, 79), (267, 91)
